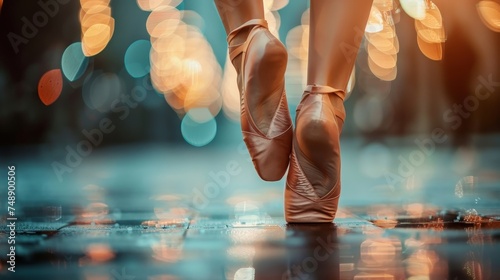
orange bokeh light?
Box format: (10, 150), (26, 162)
(417, 35), (443, 61)
(80, 0), (114, 57)
(82, 22), (114, 56)
(85, 243), (115, 263)
(137, 0), (182, 11)
(477, 0), (500, 32)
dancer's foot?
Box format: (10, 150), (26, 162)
(285, 85), (345, 223)
(228, 19), (293, 181)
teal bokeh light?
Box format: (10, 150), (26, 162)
(181, 112), (217, 147)
(61, 42), (88, 82)
(124, 40), (151, 78)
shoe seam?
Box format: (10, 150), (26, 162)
(242, 124), (292, 140)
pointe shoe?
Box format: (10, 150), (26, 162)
(285, 85), (346, 223)
(228, 19), (293, 181)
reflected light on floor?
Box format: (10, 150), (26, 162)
(404, 203), (424, 218)
(84, 275), (110, 280)
(82, 243), (115, 264)
(354, 274), (395, 280)
(142, 194), (189, 227)
(464, 261), (484, 280)
(360, 238), (398, 265)
(370, 206), (398, 228)
(455, 176), (478, 200)
(227, 245), (256, 263)
(356, 235), (402, 279)
(233, 201), (263, 226)
(77, 202), (111, 224)
(148, 275), (179, 280)
(151, 236), (183, 263)
(405, 249), (440, 279)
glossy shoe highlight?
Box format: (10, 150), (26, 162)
(228, 19), (293, 181)
(285, 85), (345, 223)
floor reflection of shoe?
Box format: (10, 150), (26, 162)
(227, 19), (293, 181)
(285, 85), (345, 223)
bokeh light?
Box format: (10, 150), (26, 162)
(234, 200), (261, 225)
(360, 237), (399, 265)
(146, 6), (182, 38)
(285, 21), (309, 93)
(78, 202), (110, 224)
(264, 0), (289, 11)
(38, 69), (63, 106)
(416, 35), (443, 61)
(80, 0), (115, 57)
(82, 23), (114, 56)
(137, 0), (182, 11)
(234, 267), (255, 280)
(143, 2), (224, 132)
(365, 2), (400, 82)
(477, 0), (500, 32)
(61, 42), (89, 82)
(365, 6), (384, 33)
(181, 111), (217, 147)
(186, 107), (214, 124)
(151, 194), (189, 226)
(413, 1), (445, 60)
(125, 39), (152, 78)
(400, 0), (426, 20)
(454, 176), (478, 199)
(82, 72), (122, 112)
(85, 243), (115, 263)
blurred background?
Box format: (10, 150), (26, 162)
(0, 0), (499, 218)
(1, 0), (499, 145)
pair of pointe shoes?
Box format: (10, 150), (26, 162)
(228, 19), (345, 223)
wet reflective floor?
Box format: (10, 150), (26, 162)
(1, 135), (500, 279)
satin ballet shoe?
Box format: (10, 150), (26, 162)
(285, 85), (346, 223)
(228, 19), (293, 181)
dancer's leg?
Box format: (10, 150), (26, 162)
(214, 0), (264, 35)
(214, 0), (285, 134)
(308, 0), (373, 93)
(214, 0), (264, 81)
(286, 0), (373, 213)
(214, 0), (293, 181)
